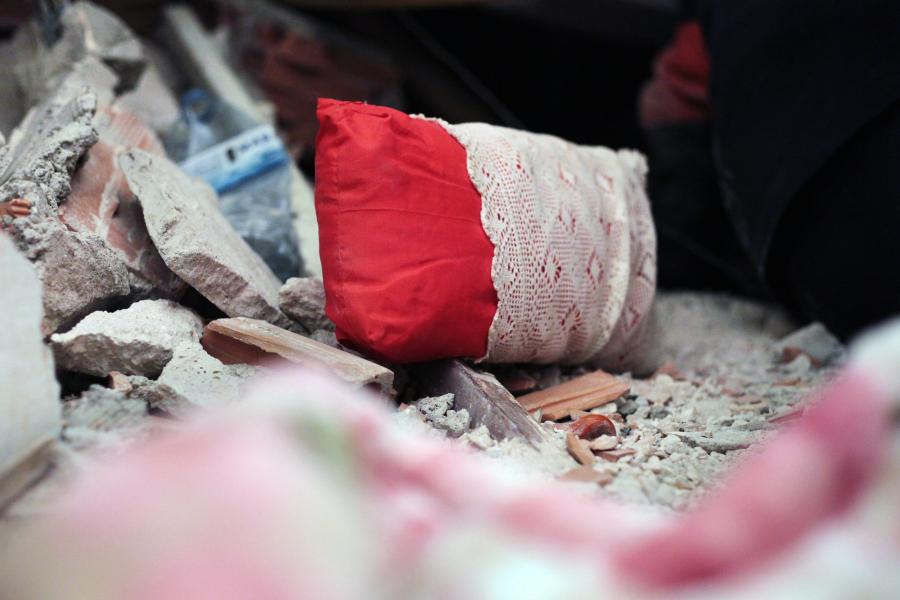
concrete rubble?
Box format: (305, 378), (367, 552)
(0, 236), (61, 507)
(1, 5), (889, 598)
(0, 86), (140, 333)
(61, 106), (186, 298)
(62, 385), (150, 453)
(0, 89), (98, 217)
(153, 342), (262, 416)
(51, 299), (203, 378)
(414, 394), (471, 438)
(120, 149), (294, 330)
(10, 0), (144, 106)
(13, 218), (131, 335)
(278, 277), (333, 332)
(455, 293), (841, 509)
(413, 360), (550, 446)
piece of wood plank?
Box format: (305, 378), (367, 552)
(413, 360), (550, 447)
(517, 369), (630, 422)
(202, 317), (394, 395)
(162, 5), (321, 278)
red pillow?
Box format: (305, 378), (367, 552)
(315, 99), (497, 363)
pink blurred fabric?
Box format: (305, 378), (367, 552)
(5, 355), (898, 599)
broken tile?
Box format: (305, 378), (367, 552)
(587, 435), (619, 452)
(61, 105), (186, 298)
(0, 235), (61, 509)
(558, 465), (612, 485)
(596, 448), (636, 462)
(492, 366), (538, 394)
(569, 414), (617, 440)
(653, 361), (685, 380)
(518, 369), (630, 422)
(51, 300), (203, 377)
(565, 432), (595, 466)
(779, 346), (821, 368)
(107, 371), (133, 393)
(278, 277), (332, 332)
(119, 149), (293, 329)
(201, 317), (394, 395)
(413, 360), (550, 447)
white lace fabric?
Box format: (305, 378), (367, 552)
(438, 121), (657, 368)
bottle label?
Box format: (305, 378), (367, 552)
(179, 124), (290, 193)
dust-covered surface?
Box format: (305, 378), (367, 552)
(408, 292), (845, 510)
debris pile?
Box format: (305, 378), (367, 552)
(0, 1), (846, 517)
(0, 3), (897, 599)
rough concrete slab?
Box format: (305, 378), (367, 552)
(120, 148), (293, 329)
(278, 277), (333, 332)
(11, 219), (131, 334)
(51, 300), (203, 377)
(156, 342), (261, 416)
(61, 106), (186, 298)
(0, 235), (61, 505)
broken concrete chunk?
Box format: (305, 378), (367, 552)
(518, 369), (631, 422)
(417, 394), (454, 420)
(120, 149), (293, 329)
(122, 375), (187, 415)
(156, 342), (261, 416)
(10, 218), (132, 334)
(672, 430), (756, 454)
(201, 317), (394, 395)
(278, 277), (333, 332)
(0, 236), (61, 509)
(415, 394), (471, 438)
(776, 323), (844, 366)
(61, 106), (186, 298)
(62, 385), (149, 452)
(51, 300), (203, 377)
(11, 219), (131, 334)
(413, 360), (550, 447)
(11, 1), (144, 105)
(0, 89), (98, 218)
